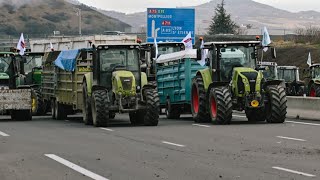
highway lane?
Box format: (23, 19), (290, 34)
(0, 114), (319, 180)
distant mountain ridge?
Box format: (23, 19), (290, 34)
(0, 0), (131, 37)
(100, 0), (320, 35)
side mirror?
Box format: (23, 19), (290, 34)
(271, 47), (277, 59)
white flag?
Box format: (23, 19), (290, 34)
(154, 37), (158, 60)
(197, 39), (208, 66)
(50, 42), (54, 51)
(262, 27), (271, 52)
(17, 33), (26, 55)
(182, 32), (193, 50)
(307, 52), (312, 67)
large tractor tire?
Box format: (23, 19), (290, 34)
(165, 99), (181, 119)
(91, 90), (109, 127)
(11, 110), (32, 121)
(51, 99), (56, 119)
(265, 86), (287, 123)
(245, 108), (266, 122)
(147, 81), (157, 89)
(31, 89), (46, 116)
(129, 111), (144, 126)
(208, 87), (233, 125)
(309, 83), (320, 97)
(191, 75), (209, 123)
(82, 81), (93, 125)
(142, 88), (159, 126)
(55, 100), (67, 120)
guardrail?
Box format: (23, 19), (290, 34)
(287, 96), (320, 121)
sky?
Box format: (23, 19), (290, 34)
(77, 0), (320, 14)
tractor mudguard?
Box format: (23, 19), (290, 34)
(83, 72), (93, 96)
(141, 72), (148, 88)
(196, 68), (212, 91)
(264, 79), (285, 89)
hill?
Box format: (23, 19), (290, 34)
(0, 0), (131, 37)
(101, 0), (320, 35)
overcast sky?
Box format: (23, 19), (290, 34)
(77, 0), (319, 14)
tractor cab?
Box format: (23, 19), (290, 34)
(94, 44), (141, 96)
(23, 52), (45, 86)
(278, 66), (299, 82)
(0, 52), (25, 89)
(304, 64), (320, 97)
(257, 61), (278, 80)
(140, 42), (185, 81)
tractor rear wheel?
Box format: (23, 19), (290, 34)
(265, 86), (287, 123)
(82, 81), (93, 125)
(143, 88), (159, 126)
(245, 108), (266, 122)
(91, 90), (109, 127)
(165, 99), (181, 119)
(55, 100), (67, 120)
(309, 84), (320, 97)
(191, 75), (209, 123)
(31, 89), (46, 116)
(208, 87), (232, 125)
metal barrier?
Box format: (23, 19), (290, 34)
(287, 96), (320, 120)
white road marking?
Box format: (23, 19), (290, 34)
(100, 128), (114, 132)
(276, 136), (306, 142)
(162, 141), (185, 147)
(272, 166), (316, 177)
(286, 121), (320, 126)
(45, 154), (109, 180)
(192, 124), (211, 128)
(0, 131), (9, 137)
(232, 115), (246, 118)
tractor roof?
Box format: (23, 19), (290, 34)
(258, 61), (277, 66)
(310, 64), (320, 67)
(204, 41), (260, 48)
(97, 43), (140, 50)
(278, 66), (298, 70)
(0, 52), (19, 56)
(156, 49), (197, 64)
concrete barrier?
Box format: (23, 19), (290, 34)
(287, 96), (320, 121)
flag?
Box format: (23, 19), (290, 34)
(307, 52), (312, 67)
(17, 33), (26, 55)
(182, 32), (193, 50)
(262, 27), (271, 52)
(154, 37), (158, 60)
(50, 42), (54, 51)
(197, 39), (208, 66)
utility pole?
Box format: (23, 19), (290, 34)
(74, 8), (82, 36)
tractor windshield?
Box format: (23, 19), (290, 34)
(0, 57), (12, 73)
(278, 69), (296, 82)
(24, 55), (43, 74)
(312, 67), (320, 78)
(158, 45), (183, 55)
(261, 65), (276, 80)
(219, 46), (256, 81)
(99, 48), (139, 72)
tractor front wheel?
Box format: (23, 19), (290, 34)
(165, 99), (181, 119)
(208, 87), (232, 125)
(91, 90), (109, 127)
(191, 75), (209, 123)
(142, 88), (159, 126)
(265, 86), (287, 123)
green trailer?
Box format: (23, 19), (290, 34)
(156, 49), (206, 119)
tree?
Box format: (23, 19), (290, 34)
(207, 0), (239, 35)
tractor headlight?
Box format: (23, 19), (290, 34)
(136, 86), (141, 90)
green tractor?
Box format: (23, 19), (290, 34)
(304, 64), (320, 97)
(191, 41), (287, 124)
(23, 52), (46, 115)
(82, 44), (160, 127)
(0, 52), (32, 120)
(277, 66), (305, 96)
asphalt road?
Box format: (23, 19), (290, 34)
(0, 113), (320, 180)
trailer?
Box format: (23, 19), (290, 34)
(156, 49), (206, 119)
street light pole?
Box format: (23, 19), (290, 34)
(74, 8), (82, 36)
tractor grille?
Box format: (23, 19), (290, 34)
(241, 72), (258, 93)
(120, 77), (133, 91)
